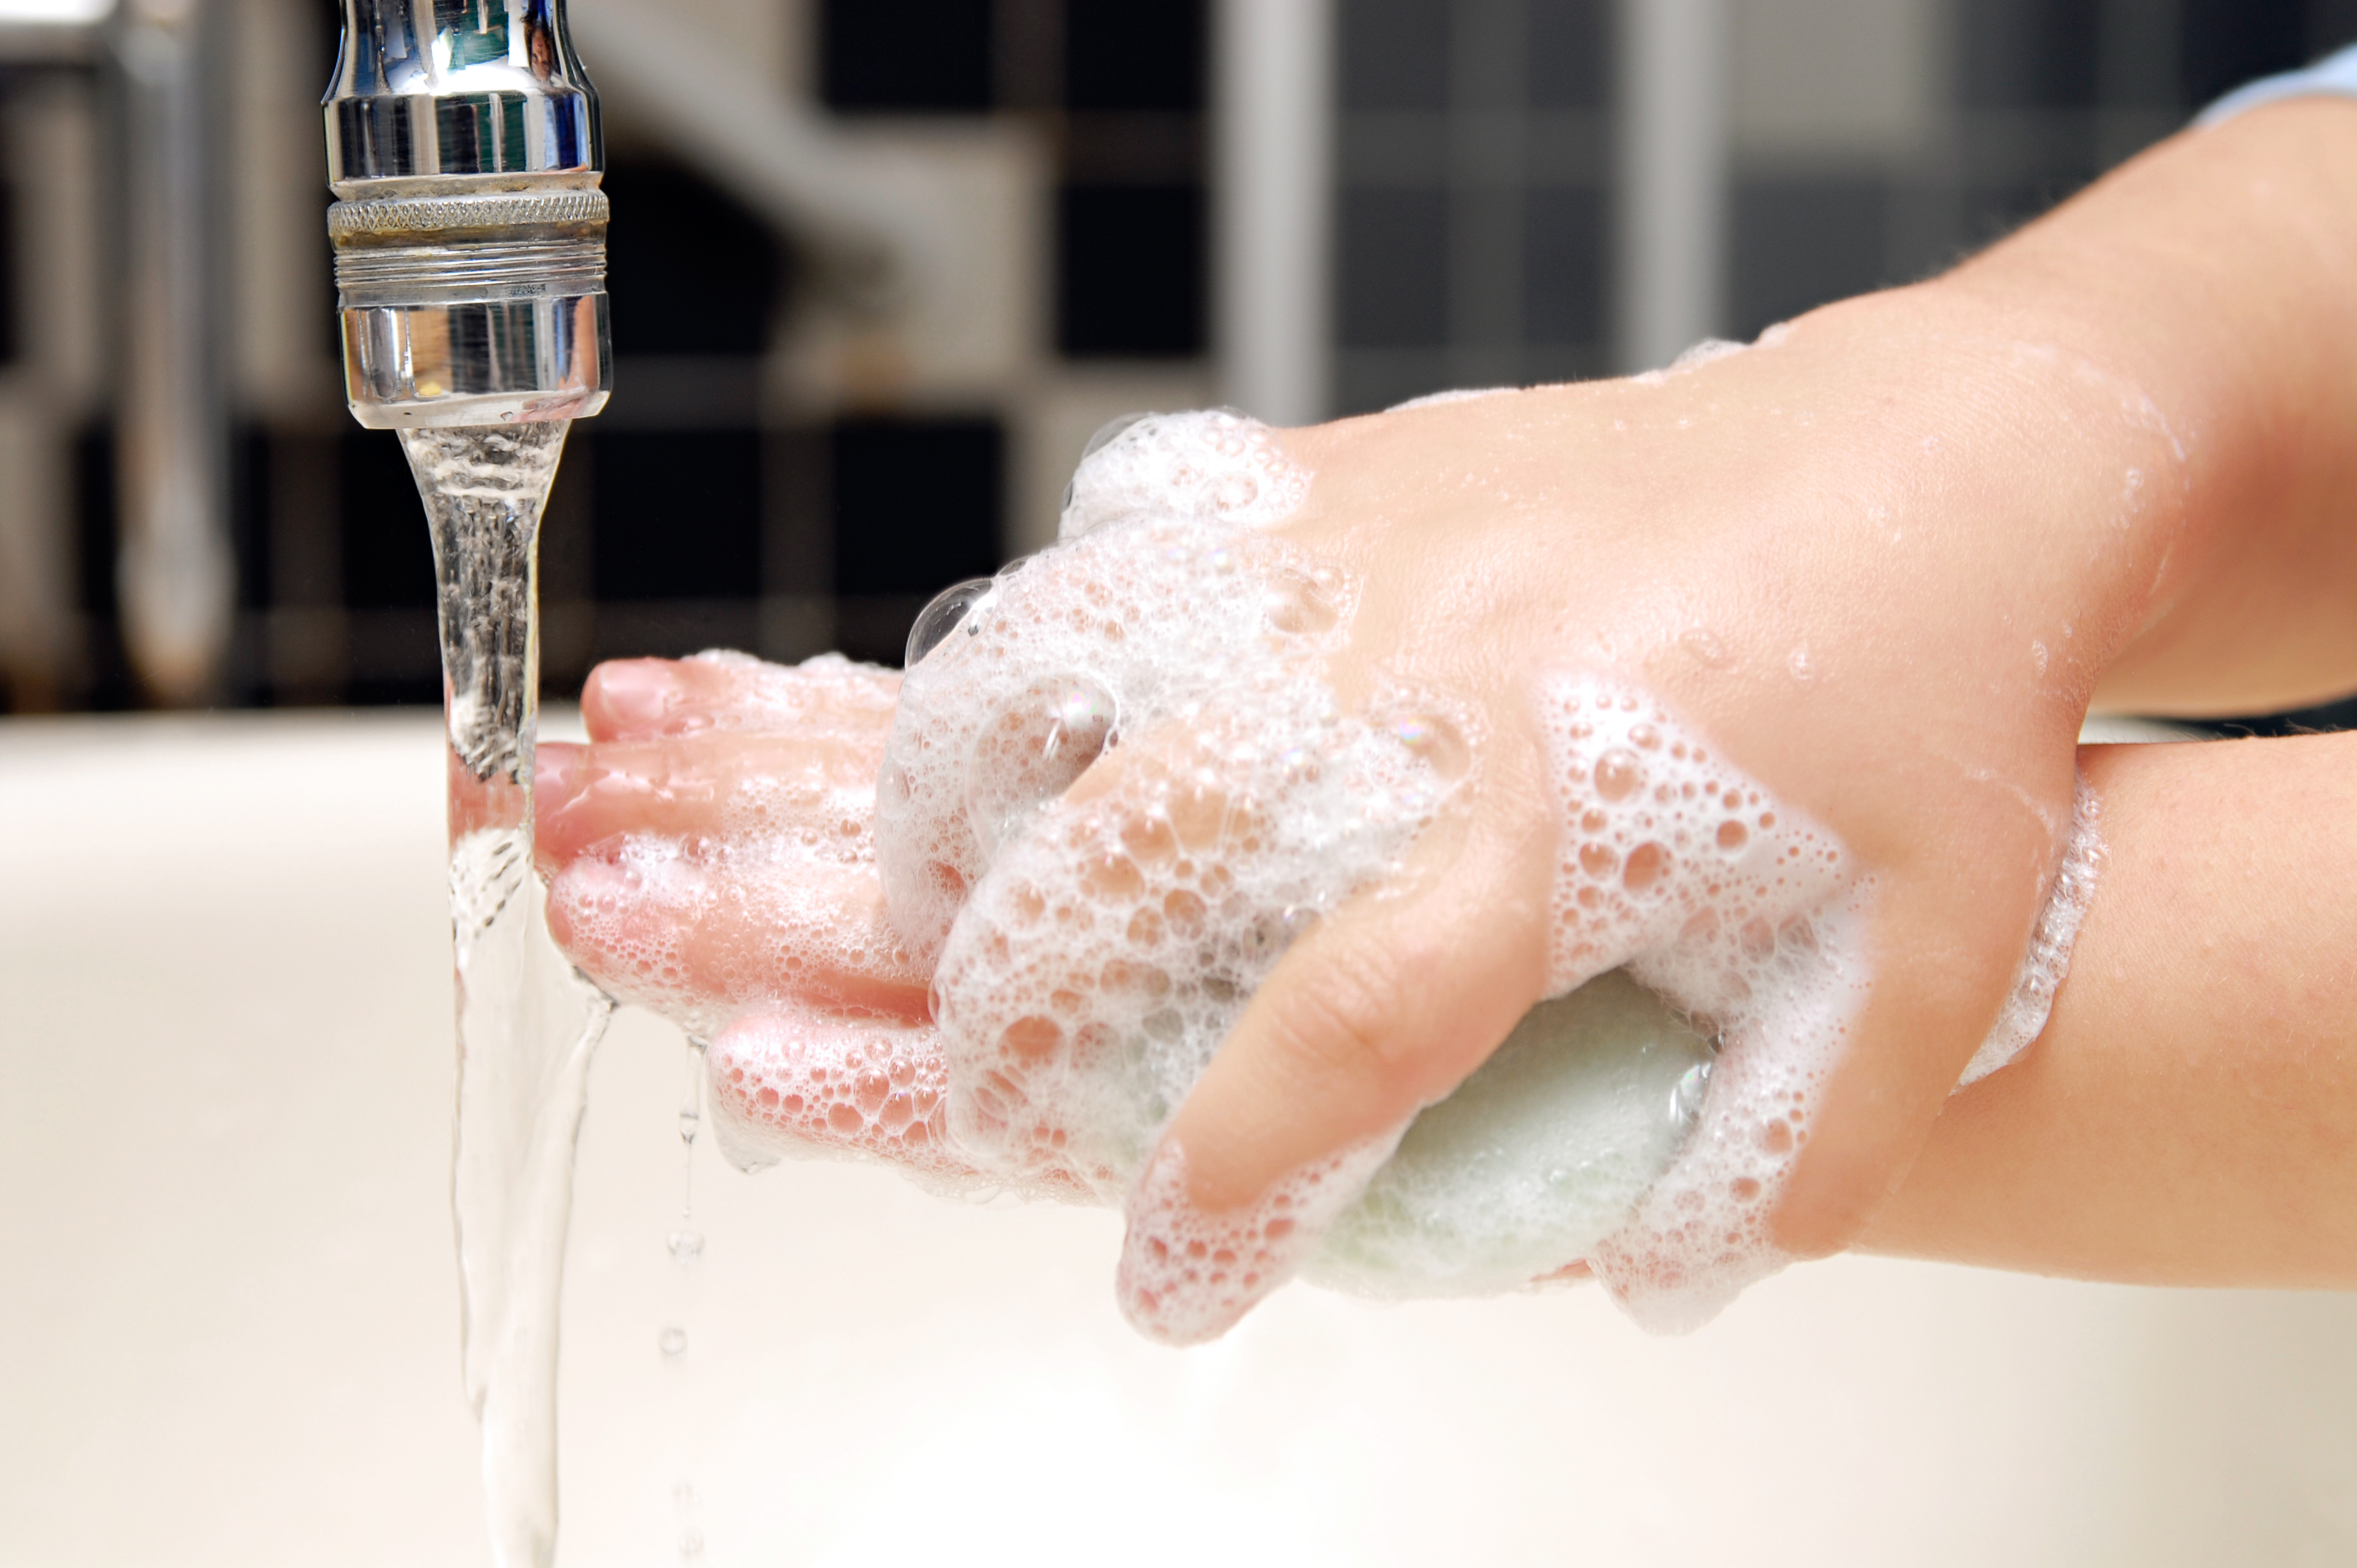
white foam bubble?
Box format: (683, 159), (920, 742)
(878, 414), (1448, 1205)
(1058, 408), (1310, 541)
(1528, 674), (1875, 1331)
(1117, 1137), (1396, 1345)
(1957, 774), (2103, 1087)
(682, 649), (901, 736)
(704, 1012), (980, 1195)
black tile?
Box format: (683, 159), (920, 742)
(1341, 0), (1452, 112)
(339, 427), (437, 610)
(1732, 176), (1889, 340)
(228, 424), (271, 612)
(344, 674), (443, 707)
(590, 429), (763, 601)
(820, 0), (994, 112)
(1523, 185), (1605, 346)
(1056, 184), (1206, 357)
(601, 161), (785, 357)
(73, 421), (115, 618)
(830, 416), (1003, 603)
(1065, 0), (1206, 112)
(2181, 0), (2310, 106)
(1339, 186), (1448, 349)
(2187, 695), (2357, 736)
(2315, 0), (2357, 53)
(590, 599), (763, 663)
(68, 423), (131, 711)
(1528, 0), (1609, 110)
(1959, 0), (2101, 108)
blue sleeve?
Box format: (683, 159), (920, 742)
(2197, 41), (2357, 126)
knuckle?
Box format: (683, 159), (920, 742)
(1260, 937), (1423, 1094)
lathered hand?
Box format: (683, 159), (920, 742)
(532, 88), (2357, 1349)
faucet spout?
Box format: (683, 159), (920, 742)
(323, 0), (611, 429)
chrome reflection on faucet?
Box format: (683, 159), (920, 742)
(324, 0), (610, 429)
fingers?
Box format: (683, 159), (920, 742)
(545, 845), (929, 1024)
(580, 652), (899, 744)
(705, 1011), (981, 1188)
(1114, 805), (1557, 1343)
(704, 1008), (1098, 1199)
(534, 730), (884, 869)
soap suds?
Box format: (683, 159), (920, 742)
(1957, 776), (2103, 1087)
(565, 401), (2108, 1345)
(1530, 676), (1875, 1332)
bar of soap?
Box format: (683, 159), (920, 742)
(1310, 970), (1714, 1298)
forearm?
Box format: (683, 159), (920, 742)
(1942, 99), (2357, 714)
(1860, 731), (2357, 1285)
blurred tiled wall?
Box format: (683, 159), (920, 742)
(2, 0), (2354, 717)
(1334, 0), (2357, 416)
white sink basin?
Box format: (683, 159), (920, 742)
(3, 712), (2351, 1566)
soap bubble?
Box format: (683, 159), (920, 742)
(1082, 412), (1152, 463)
(905, 578), (997, 668)
(964, 676), (1120, 859)
(1060, 412), (1154, 516)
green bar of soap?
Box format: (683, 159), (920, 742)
(1308, 970), (1714, 1299)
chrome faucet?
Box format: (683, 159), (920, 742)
(323, 0), (609, 429)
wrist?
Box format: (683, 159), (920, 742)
(1937, 102), (2357, 711)
(1762, 280), (2190, 728)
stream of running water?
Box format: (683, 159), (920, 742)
(408, 420), (614, 1568)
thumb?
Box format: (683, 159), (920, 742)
(1115, 807), (1557, 1343)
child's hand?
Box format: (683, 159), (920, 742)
(886, 286), (2159, 1336)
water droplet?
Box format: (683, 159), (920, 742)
(1263, 564), (1343, 636)
(1678, 626), (1730, 667)
(906, 578), (997, 667)
(659, 1325), (688, 1357)
(668, 1229), (704, 1262)
(1390, 714), (1470, 780)
(1671, 1062), (1712, 1129)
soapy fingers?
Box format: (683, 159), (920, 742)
(544, 846), (927, 1023)
(536, 730), (884, 868)
(581, 651), (899, 744)
(537, 655), (925, 1026)
(703, 1010), (986, 1187)
(1116, 805), (1554, 1340)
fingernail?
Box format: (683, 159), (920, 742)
(588, 659), (679, 733)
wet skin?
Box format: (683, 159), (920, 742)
(537, 97), (2357, 1321)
